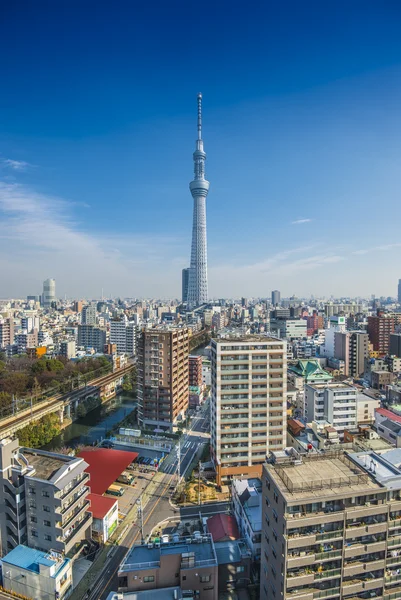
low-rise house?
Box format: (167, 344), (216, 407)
(2, 545), (72, 600)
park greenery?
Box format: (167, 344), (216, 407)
(0, 355), (112, 417)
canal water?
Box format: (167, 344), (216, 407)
(43, 393), (136, 451)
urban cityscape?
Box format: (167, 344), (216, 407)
(1, 3), (401, 600)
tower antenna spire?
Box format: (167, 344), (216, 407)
(197, 92), (202, 140)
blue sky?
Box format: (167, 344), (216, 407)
(1, 1), (401, 299)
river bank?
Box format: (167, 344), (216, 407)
(42, 392), (136, 451)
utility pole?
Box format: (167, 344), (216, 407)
(198, 460), (201, 506)
(177, 439), (181, 487)
(136, 497), (144, 543)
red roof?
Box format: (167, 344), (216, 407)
(207, 513), (239, 542)
(78, 448), (138, 495)
(376, 408), (401, 425)
(88, 493), (117, 519)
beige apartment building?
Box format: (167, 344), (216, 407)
(261, 448), (401, 600)
(137, 326), (189, 431)
(210, 335), (287, 485)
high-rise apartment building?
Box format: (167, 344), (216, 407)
(189, 354), (203, 387)
(367, 312), (396, 354)
(0, 438), (92, 556)
(398, 279), (401, 304)
(334, 330), (369, 377)
(271, 290), (281, 306)
(42, 278), (56, 308)
(73, 300), (83, 313)
(0, 318), (14, 349)
(261, 448), (401, 600)
(210, 335), (287, 485)
(187, 94), (209, 308)
(110, 318), (136, 356)
(304, 382), (357, 433)
(137, 326), (189, 431)
(77, 325), (106, 352)
(81, 303), (97, 325)
(182, 267), (190, 303)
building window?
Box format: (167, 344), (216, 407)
(30, 516), (37, 523)
(200, 575), (211, 583)
(43, 505), (50, 512)
(29, 501), (36, 509)
(31, 529), (38, 537)
(273, 489), (279, 503)
(143, 576), (154, 583)
(42, 490), (50, 498)
(44, 520), (51, 527)
(28, 487), (36, 495)
(44, 534), (52, 541)
(118, 577), (128, 588)
(236, 566), (245, 573)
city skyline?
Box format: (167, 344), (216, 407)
(1, 3), (401, 298)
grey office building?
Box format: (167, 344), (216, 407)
(271, 290), (281, 306)
(390, 333), (401, 358)
(0, 438), (92, 556)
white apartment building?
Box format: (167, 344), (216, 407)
(110, 318), (136, 356)
(232, 478), (262, 560)
(304, 381), (357, 434)
(210, 335), (287, 485)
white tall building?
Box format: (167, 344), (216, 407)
(210, 335), (287, 485)
(42, 278), (56, 307)
(110, 317), (136, 356)
(187, 93), (209, 308)
(304, 381), (357, 433)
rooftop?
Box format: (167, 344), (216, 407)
(207, 513), (239, 542)
(88, 493), (118, 519)
(78, 448), (137, 495)
(120, 535), (217, 573)
(376, 407), (401, 425)
(2, 545), (69, 578)
(267, 451), (380, 501)
(22, 449), (74, 481)
(212, 335), (282, 344)
(214, 540), (251, 565)
(106, 588), (183, 600)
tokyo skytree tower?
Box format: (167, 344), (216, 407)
(187, 93), (209, 308)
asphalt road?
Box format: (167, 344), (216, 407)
(91, 401), (213, 600)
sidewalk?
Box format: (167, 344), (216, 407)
(69, 471), (169, 600)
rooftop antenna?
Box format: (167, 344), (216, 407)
(197, 92), (202, 141)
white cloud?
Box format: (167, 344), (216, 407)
(352, 243), (401, 256)
(291, 218), (312, 225)
(0, 181), (187, 298)
(2, 159), (32, 171)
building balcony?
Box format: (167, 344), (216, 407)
(384, 586), (401, 600)
(345, 521), (388, 538)
(341, 577), (384, 596)
(61, 486), (89, 516)
(344, 541), (386, 558)
(286, 587), (340, 600)
(385, 573), (401, 586)
(287, 512), (345, 530)
(59, 473), (90, 503)
(58, 500), (90, 533)
(343, 559), (385, 578)
(62, 513), (92, 553)
(287, 550), (342, 569)
(345, 504), (388, 521)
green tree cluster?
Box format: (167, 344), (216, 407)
(17, 413), (61, 448)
